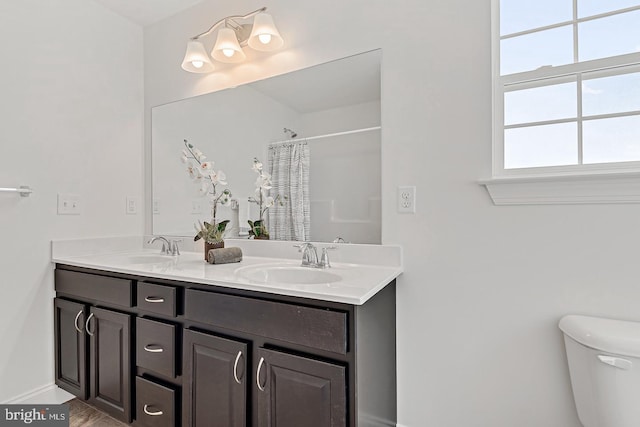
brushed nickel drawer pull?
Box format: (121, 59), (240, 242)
(233, 351), (243, 384)
(256, 357), (266, 391)
(143, 405), (163, 416)
(144, 345), (164, 353)
(74, 310), (84, 333)
(144, 296), (165, 303)
(85, 313), (95, 337)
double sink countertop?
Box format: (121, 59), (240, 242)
(51, 236), (403, 305)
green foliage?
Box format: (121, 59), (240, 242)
(247, 220), (269, 238)
(194, 220), (230, 243)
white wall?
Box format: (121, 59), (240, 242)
(144, 1), (640, 426)
(0, 0), (143, 402)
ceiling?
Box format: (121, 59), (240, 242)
(93, 0), (204, 26)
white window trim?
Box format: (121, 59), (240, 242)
(483, 0), (640, 205)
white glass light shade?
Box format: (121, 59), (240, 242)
(181, 40), (214, 73)
(248, 12), (284, 51)
(211, 28), (246, 63)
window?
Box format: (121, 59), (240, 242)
(494, 0), (640, 176)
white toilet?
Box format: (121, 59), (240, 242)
(559, 315), (640, 427)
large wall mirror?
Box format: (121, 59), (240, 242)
(152, 49), (381, 244)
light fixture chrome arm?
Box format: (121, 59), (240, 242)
(191, 7), (267, 40)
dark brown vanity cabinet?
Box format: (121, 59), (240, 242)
(256, 348), (346, 427)
(55, 265), (397, 427)
(54, 298), (88, 399)
(182, 330), (248, 427)
(54, 270), (133, 423)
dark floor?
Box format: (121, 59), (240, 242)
(68, 399), (128, 427)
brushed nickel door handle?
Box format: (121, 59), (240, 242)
(233, 350), (243, 384)
(143, 405), (163, 416)
(85, 313), (95, 337)
(74, 310), (84, 333)
(256, 357), (266, 391)
(143, 345), (164, 353)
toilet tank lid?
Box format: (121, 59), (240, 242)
(559, 315), (640, 357)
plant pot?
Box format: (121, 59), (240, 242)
(254, 235), (270, 240)
(204, 240), (224, 261)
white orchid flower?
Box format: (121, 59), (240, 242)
(210, 170), (227, 186)
(264, 196), (275, 208)
(255, 175), (272, 190)
(199, 161), (213, 172)
(187, 164), (200, 179)
(192, 148), (205, 162)
(252, 159), (263, 173)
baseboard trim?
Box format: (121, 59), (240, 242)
(2, 384), (74, 405)
(360, 413), (397, 427)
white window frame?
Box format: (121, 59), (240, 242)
(483, 0), (640, 205)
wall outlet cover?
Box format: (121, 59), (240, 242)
(397, 186), (416, 213)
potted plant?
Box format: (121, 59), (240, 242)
(182, 139), (233, 259)
(248, 157), (281, 239)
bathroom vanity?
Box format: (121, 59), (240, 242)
(52, 238), (401, 427)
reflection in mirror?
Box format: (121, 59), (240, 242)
(152, 49), (381, 244)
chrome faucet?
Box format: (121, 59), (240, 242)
(296, 243), (318, 267)
(294, 243), (336, 268)
(148, 236), (181, 256)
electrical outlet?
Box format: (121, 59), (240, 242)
(126, 197), (138, 215)
(57, 193), (81, 215)
(153, 199), (160, 214)
(397, 186), (416, 213)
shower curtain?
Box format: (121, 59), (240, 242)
(267, 141), (310, 241)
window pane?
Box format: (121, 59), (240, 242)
(501, 26), (573, 75)
(578, 0), (640, 18)
(578, 10), (640, 61)
(582, 72), (640, 116)
(501, 0), (572, 35)
(583, 115), (640, 163)
(505, 82), (577, 125)
(504, 123), (578, 169)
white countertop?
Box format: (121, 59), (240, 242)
(51, 237), (403, 305)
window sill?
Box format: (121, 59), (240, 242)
(479, 171), (640, 205)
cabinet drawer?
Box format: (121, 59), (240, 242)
(136, 318), (176, 378)
(55, 269), (133, 307)
(135, 377), (176, 427)
(185, 289), (348, 355)
(137, 282), (177, 317)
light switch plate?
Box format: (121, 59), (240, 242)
(126, 197), (139, 215)
(57, 193), (81, 215)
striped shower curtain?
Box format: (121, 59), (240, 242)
(267, 141), (310, 241)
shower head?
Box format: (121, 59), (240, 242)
(283, 127), (297, 138)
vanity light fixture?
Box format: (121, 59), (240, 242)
(181, 7), (284, 73)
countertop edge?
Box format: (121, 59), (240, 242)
(52, 254), (402, 306)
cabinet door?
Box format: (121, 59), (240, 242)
(257, 348), (346, 427)
(54, 298), (87, 399)
(88, 307), (132, 423)
(183, 329), (247, 427)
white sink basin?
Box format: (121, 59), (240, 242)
(236, 264), (341, 285)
